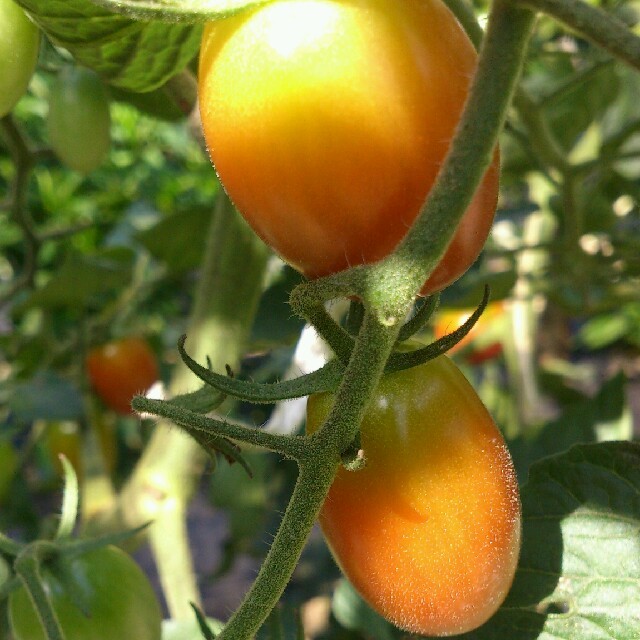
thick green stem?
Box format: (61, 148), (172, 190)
(517, 0), (640, 71)
(98, 192), (269, 620)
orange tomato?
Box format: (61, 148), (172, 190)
(307, 354), (521, 635)
(433, 301), (506, 364)
(86, 337), (159, 415)
(198, 0), (499, 295)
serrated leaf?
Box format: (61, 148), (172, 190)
(459, 442), (640, 640)
(16, 0), (202, 91)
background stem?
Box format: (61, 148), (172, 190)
(95, 192), (269, 619)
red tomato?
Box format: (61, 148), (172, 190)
(306, 354), (521, 635)
(198, 0), (499, 295)
(86, 337), (159, 415)
(433, 300), (506, 364)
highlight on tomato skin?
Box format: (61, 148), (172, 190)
(198, 0), (499, 296)
(306, 354), (521, 636)
(86, 337), (159, 415)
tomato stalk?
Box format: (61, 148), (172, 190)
(97, 191), (270, 621)
(517, 0), (640, 71)
(217, 310), (402, 639)
(13, 543), (65, 640)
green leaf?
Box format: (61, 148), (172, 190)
(84, 0), (264, 22)
(331, 579), (396, 640)
(479, 442), (640, 640)
(162, 616), (223, 640)
(6, 371), (84, 422)
(509, 373), (629, 483)
(18, 247), (135, 311)
(136, 207), (213, 274)
(16, 0), (202, 91)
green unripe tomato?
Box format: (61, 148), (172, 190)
(0, 0), (40, 117)
(47, 66), (111, 173)
(8, 546), (162, 640)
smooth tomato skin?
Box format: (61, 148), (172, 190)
(86, 337), (159, 415)
(47, 66), (111, 173)
(434, 300), (506, 364)
(306, 355), (521, 636)
(0, 0), (40, 117)
(198, 0), (499, 295)
(9, 546), (162, 640)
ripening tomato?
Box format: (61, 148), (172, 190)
(8, 546), (162, 640)
(198, 0), (499, 295)
(0, 0), (40, 117)
(47, 66), (111, 173)
(86, 337), (159, 415)
(433, 300), (506, 364)
(306, 354), (521, 636)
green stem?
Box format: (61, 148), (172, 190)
(517, 0), (640, 70)
(14, 543), (65, 640)
(218, 311), (401, 639)
(133, 397), (309, 459)
(383, 0), (536, 296)
(216, 458), (338, 639)
(97, 192), (269, 620)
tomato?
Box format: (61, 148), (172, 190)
(433, 300), (506, 364)
(306, 354), (521, 635)
(86, 337), (159, 415)
(0, 0), (40, 117)
(47, 66), (111, 173)
(45, 421), (83, 482)
(8, 545), (162, 640)
(198, 0), (499, 295)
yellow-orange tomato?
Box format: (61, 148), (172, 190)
(198, 0), (499, 295)
(306, 355), (521, 636)
(86, 337), (159, 415)
(434, 300), (506, 364)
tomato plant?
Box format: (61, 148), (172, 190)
(47, 66), (111, 173)
(0, 0), (40, 117)
(8, 546), (162, 640)
(306, 354), (521, 636)
(434, 300), (506, 364)
(198, 0), (499, 294)
(86, 337), (159, 415)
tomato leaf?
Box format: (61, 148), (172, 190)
(331, 579), (396, 640)
(465, 441), (640, 640)
(87, 0), (265, 22)
(16, 0), (201, 91)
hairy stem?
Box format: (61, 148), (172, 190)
(517, 0), (640, 70)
